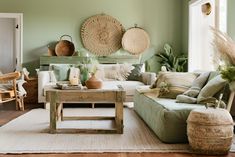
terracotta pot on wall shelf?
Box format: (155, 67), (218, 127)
(85, 73), (102, 89)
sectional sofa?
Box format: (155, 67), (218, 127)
(38, 63), (156, 108)
(134, 71), (234, 143)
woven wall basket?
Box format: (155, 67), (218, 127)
(122, 27), (150, 55)
(81, 14), (125, 56)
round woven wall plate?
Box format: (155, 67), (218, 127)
(81, 14), (125, 55)
(122, 27), (150, 55)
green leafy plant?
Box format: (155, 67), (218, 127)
(155, 44), (187, 72)
(219, 65), (235, 82)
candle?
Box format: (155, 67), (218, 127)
(70, 77), (79, 85)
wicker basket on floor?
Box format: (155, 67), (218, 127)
(187, 108), (234, 155)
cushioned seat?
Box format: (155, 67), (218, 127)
(134, 90), (205, 143)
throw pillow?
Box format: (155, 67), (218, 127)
(197, 74), (227, 103)
(176, 95), (197, 104)
(118, 63), (134, 81)
(154, 72), (198, 99)
(96, 64), (134, 81)
(50, 64), (71, 81)
(127, 64), (144, 81)
(176, 71), (210, 103)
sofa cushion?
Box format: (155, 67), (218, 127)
(103, 81), (145, 96)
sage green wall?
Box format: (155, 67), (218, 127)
(228, 0), (235, 40)
(142, 0), (183, 72)
(0, 0), (184, 74)
(182, 0), (189, 54)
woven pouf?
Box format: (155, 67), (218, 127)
(187, 108), (234, 155)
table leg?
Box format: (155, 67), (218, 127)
(115, 102), (123, 134)
(50, 92), (57, 134)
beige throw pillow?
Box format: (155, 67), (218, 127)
(95, 64), (134, 81)
(153, 72), (198, 99)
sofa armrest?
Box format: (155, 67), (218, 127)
(38, 71), (54, 103)
(141, 72), (156, 85)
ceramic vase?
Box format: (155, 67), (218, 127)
(85, 73), (102, 89)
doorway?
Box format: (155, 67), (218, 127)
(0, 13), (23, 73)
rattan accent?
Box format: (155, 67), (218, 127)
(81, 14), (125, 56)
(122, 27), (150, 55)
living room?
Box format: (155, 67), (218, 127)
(0, 0), (235, 156)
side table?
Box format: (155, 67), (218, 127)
(23, 77), (40, 109)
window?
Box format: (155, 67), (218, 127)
(188, 0), (227, 72)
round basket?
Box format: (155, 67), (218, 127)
(81, 14), (125, 56)
(55, 35), (75, 56)
(122, 27), (150, 55)
(187, 108), (234, 155)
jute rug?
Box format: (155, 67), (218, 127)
(0, 108), (234, 154)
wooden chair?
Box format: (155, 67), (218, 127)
(0, 71), (25, 110)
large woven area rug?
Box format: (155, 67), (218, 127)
(0, 108), (234, 154)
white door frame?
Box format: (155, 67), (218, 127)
(0, 13), (23, 69)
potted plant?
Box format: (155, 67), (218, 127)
(155, 43), (187, 72)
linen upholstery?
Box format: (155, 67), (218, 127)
(134, 90), (205, 143)
(38, 64), (156, 103)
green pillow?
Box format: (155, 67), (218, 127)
(197, 75), (227, 103)
(50, 64), (71, 81)
(127, 64), (143, 81)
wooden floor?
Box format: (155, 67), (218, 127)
(0, 103), (235, 157)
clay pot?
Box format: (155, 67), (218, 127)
(85, 73), (102, 89)
(55, 35), (75, 56)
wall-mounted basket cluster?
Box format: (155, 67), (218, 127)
(81, 14), (150, 56)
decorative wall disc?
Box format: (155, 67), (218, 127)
(81, 14), (125, 56)
(122, 27), (150, 55)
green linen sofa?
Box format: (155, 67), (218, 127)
(134, 72), (234, 143)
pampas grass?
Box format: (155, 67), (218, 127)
(211, 27), (235, 66)
(211, 27), (235, 82)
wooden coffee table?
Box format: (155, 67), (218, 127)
(46, 85), (125, 134)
